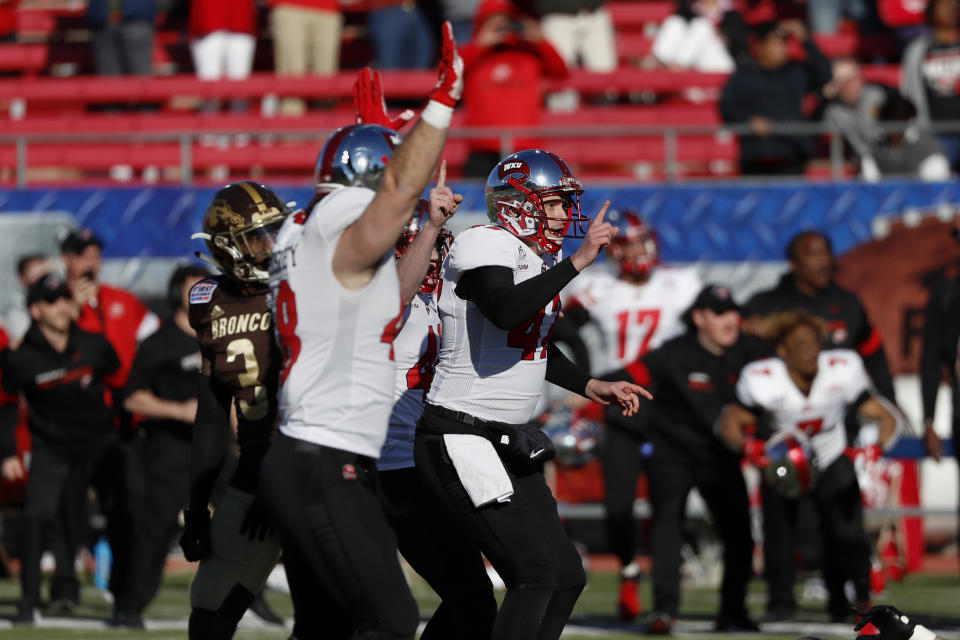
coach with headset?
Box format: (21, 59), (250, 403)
(116, 265), (210, 627)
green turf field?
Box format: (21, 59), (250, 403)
(0, 567), (956, 638)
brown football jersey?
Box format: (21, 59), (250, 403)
(188, 275), (280, 463)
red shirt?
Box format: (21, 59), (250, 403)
(75, 284), (156, 390)
(461, 38), (568, 152)
(189, 0), (257, 38)
(268, 0), (338, 10)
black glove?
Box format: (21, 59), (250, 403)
(854, 605), (919, 640)
(179, 508), (212, 562)
(239, 496), (276, 542)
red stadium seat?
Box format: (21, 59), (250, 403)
(607, 1), (675, 31)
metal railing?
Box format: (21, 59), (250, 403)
(2, 119), (959, 189)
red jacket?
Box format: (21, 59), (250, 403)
(189, 0), (257, 38)
(461, 29), (567, 152)
(75, 284), (157, 390)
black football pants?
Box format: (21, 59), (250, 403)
(126, 428), (190, 615)
(259, 433), (419, 640)
(415, 406), (587, 640)
(20, 440), (98, 609)
(600, 424), (646, 568)
(647, 450), (753, 619)
(761, 455), (871, 619)
(377, 466), (497, 640)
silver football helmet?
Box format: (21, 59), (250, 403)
(313, 124), (402, 195)
(764, 430), (819, 498)
(485, 149), (589, 254)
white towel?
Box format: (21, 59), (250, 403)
(443, 434), (514, 508)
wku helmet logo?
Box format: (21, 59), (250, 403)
(498, 160), (529, 180)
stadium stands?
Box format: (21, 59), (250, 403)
(0, 1), (924, 184)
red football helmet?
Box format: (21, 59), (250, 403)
(395, 199), (453, 294)
(484, 150), (589, 254)
(605, 209), (660, 279)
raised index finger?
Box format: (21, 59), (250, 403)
(437, 159), (446, 189)
(593, 200), (611, 226)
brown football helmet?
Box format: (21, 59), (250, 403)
(193, 181), (292, 283)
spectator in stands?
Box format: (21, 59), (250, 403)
(823, 58), (950, 181)
(651, 0), (738, 72)
(4, 254), (55, 345)
(531, 0), (616, 72)
(189, 0), (257, 99)
(270, 0), (342, 116)
(720, 20), (832, 175)
(0, 0), (19, 43)
(118, 265), (209, 628)
(367, 1), (435, 69)
(60, 228), (158, 620)
(460, 0), (568, 177)
(901, 0), (960, 172)
(86, 0), (158, 76)
(806, 0), (870, 35)
(0, 275), (121, 624)
(442, 0), (482, 44)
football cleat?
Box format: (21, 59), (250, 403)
(642, 611), (674, 635)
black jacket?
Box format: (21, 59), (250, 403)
(745, 273), (896, 403)
(626, 332), (757, 464)
(122, 319), (201, 439)
(920, 277), (960, 423)
(720, 39), (832, 165)
(0, 322), (120, 457)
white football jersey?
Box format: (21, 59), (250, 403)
(736, 349), (869, 469)
(379, 291), (441, 471)
(563, 265), (701, 374)
(427, 225), (561, 424)
(268, 186), (401, 458)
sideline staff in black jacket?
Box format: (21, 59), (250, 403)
(621, 285), (757, 633)
(0, 274), (120, 623)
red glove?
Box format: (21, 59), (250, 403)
(352, 67), (414, 131)
(845, 444), (883, 463)
(743, 437), (769, 469)
(429, 21), (464, 108)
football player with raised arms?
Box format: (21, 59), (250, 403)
(180, 180), (298, 639)
(261, 23), (463, 639)
(718, 311), (900, 623)
(557, 211), (701, 621)
(415, 149), (652, 640)
(378, 162), (499, 640)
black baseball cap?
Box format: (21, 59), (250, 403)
(27, 273), (72, 306)
(61, 228), (103, 255)
(690, 284), (741, 314)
